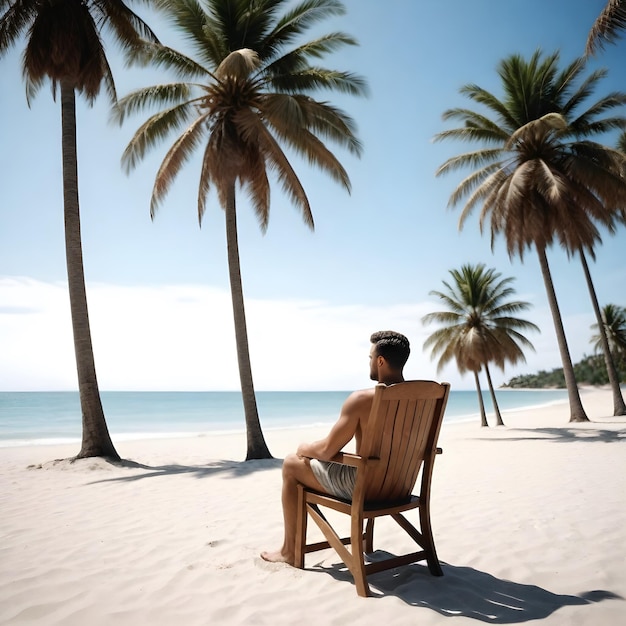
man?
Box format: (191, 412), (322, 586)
(260, 330), (410, 565)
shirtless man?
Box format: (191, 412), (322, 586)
(260, 330), (410, 565)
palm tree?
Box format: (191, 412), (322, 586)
(434, 50), (626, 422)
(586, 0), (626, 54)
(112, 0), (366, 459)
(573, 107), (626, 415)
(422, 264), (538, 427)
(0, 1), (158, 460)
(515, 118), (626, 416)
(578, 250), (626, 414)
(591, 304), (626, 372)
(586, 4), (626, 413)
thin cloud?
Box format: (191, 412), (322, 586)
(0, 276), (594, 392)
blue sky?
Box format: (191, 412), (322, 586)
(1, 0), (624, 392)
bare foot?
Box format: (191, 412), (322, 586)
(260, 549), (294, 565)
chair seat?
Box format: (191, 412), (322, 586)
(363, 495), (420, 515)
(304, 490), (420, 516)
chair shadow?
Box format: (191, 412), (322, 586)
(84, 457), (283, 485)
(310, 554), (622, 623)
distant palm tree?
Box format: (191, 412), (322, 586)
(578, 249), (626, 414)
(0, 0), (158, 460)
(422, 264), (538, 427)
(586, 0), (626, 54)
(591, 304), (626, 372)
(435, 50), (626, 422)
(113, 0), (367, 459)
(618, 130), (626, 154)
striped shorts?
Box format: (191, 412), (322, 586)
(310, 459), (357, 501)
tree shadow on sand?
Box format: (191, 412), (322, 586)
(312, 556), (622, 622)
(473, 425), (625, 444)
(34, 457), (284, 484)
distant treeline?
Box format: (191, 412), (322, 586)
(503, 355), (626, 388)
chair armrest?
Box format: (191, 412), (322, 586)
(330, 452), (367, 468)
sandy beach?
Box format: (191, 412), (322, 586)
(1, 386), (625, 625)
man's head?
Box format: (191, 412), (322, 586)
(369, 330), (410, 382)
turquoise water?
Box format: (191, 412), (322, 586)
(0, 389), (569, 447)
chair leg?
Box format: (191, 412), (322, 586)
(364, 518), (374, 553)
(390, 511), (443, 577)
(419, 505), (443, 576)
(351, 512), (370, 597)
(294, 484), (307, 569)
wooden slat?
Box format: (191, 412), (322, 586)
(364, 550), (427, 575)
(380, 398), (410, 497)
(304, 536), (354, 554)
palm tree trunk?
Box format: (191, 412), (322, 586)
(60, 80), (119, 460)
(536, 246), (589, 422)
(484, 364), (504, 426)
(579, 247), (626, 415)
(473, 370), (489, 427)
(224, 184), (272, 460)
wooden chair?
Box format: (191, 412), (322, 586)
(294, 380), (451, 597)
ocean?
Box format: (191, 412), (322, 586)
(0, 389), (569, 447)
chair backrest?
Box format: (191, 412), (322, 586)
(358, 380), (450, 503)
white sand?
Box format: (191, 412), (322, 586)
(1, 387), (625, 625)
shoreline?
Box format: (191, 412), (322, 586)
(1, 387), (625, 625)
(4, 386), (621, 460)
(0, 386), (582, 449)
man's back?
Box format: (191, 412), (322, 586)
(347, 387), (376, 454)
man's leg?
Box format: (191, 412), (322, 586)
(260, 453), (326, 565)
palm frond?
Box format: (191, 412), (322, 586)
(154, 0), (220, 67)
(447, 163), (503, 215)
(458, 83), (520, 130)
(150, 113), (209, 216)
(561, 66), (605, 115)
(264, 0), (347, 57)
(0, 1), (38, 54)
(263, 30), (357, 77)
(112, 83), (197, 125)
(267, 66), (368, 97)
(241, 148), (272, 231)
(100, 53), (117, 104)
(292, 129), (351, 190)
(435, 149), (502, 176)
(439, 107), (510, 141)
(252, 119), (313, 228)
(23, 69), (46, 105)
(124, 41), (210, 80)
(95, 0), (160, 47)
(197, 139), (213, 224)
(262, 93), (362, 156)
(586, 0), (626, 54)
(120, 100), (201, 172)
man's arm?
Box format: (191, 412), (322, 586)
(296, 389), (371, 462)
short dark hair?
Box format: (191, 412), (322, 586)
(370, 330), (410, 370)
